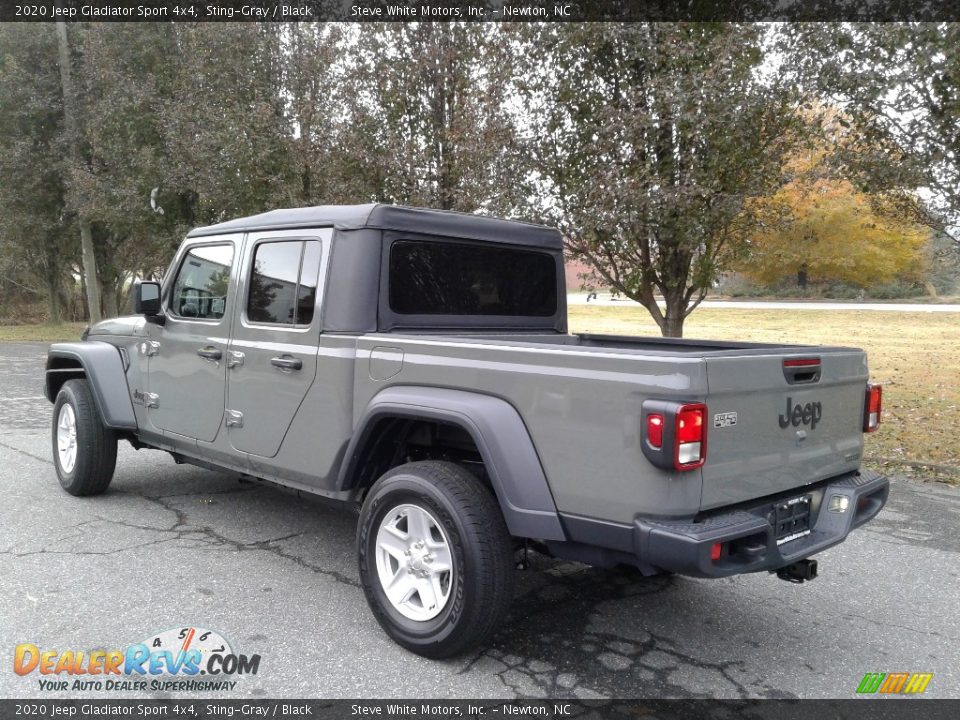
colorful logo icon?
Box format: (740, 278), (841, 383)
(856, 672), (933, 695)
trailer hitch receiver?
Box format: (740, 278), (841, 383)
(776, 559), (818, 583)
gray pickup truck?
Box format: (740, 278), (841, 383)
(45, 204), (888, 657)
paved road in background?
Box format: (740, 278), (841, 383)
(569, 293), (960, 312)
(2, 342), (959, 699)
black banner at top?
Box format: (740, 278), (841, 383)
(2, 0), (960, 22)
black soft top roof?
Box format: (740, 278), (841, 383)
(186, 203), (563, 250)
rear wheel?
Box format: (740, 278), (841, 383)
(52, 379), (117, 496)
(357, 461), (513, 658)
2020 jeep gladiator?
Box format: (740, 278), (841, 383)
(45, 204), (889, 657)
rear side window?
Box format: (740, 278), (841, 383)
(247, 240), (322, 325)
(170, 244), (234, 320)
(388, 240), (557, 317)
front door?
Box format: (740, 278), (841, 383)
(146, 237), (241, 442)
(225, 229), (329, 457)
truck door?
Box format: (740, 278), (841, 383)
(224, 229), (329, 458)
(146, 236), (241, 442)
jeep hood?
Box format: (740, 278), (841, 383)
(87, 315), (147, 339)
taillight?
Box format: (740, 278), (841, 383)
(863, 384), (882, 432)
(646, 414), (664, 448)
(641, 400), (708, 472)
(675, 404), (707, 470)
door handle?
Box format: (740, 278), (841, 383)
(270, 356), (302, 371)
(197, 346), (222, 362)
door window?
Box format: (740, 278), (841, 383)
(247, 240), (323, 326)
(169, 244), (234, 320)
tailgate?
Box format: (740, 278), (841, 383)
(701, 350), (868, 510)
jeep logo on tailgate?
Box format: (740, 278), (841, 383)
(779, 397), (822, 430)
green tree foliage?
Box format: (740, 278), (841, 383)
(71, 23), (183, 315)
(161, 24), (295, 226)
(1, 22), (955, 325)
(521, 23), (803, 336)
(342, 23), (527, 214)
(1, 23), (293, 320)
(779, 23), (960, 245)
(0, 24), (75, 322)
(279, 24), (352, 205)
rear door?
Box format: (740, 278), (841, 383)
(224, 229), (330, 458)
(701, 349), (868, 509)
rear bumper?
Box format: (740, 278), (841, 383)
(633, 468), (889, 578)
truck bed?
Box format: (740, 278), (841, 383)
(469, 332), (829, 356)
(354, 330), (868, 520)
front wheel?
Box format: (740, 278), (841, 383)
(52, 379), (117, 496)
(357, 461), (514, 658)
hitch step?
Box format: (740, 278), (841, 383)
(776, 559), (818, 583)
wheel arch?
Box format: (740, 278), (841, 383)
(45, 342), (137, 430)
(340, 386), (566, 542)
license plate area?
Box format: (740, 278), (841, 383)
(771, 495), (812, 546)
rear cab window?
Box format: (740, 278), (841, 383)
(385, 239), (560, 328)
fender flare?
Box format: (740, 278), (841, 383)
(340, 386), (566, 541)
(45, 342), (137, 430)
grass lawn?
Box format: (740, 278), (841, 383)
(569, 304), (960, 478)
(0, 322), (87, 342)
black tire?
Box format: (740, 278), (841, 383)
(51, 379), (117, 496)
(357, 460), (514, 658)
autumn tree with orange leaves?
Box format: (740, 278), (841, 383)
(736, 116), (931, 289)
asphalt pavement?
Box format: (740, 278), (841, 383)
(1, 341), (958, 699)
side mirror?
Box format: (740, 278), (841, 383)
(132, 281), (164, 323)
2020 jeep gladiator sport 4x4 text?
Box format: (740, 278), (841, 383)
(45, 204), (889, 657)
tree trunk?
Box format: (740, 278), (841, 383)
(116, 277), (130, 315)
(44, 246), (65, 324)
(78, 273), (87, 322)
(660, 290), (686, 338)
(79, 217), (102, 322)
(55, 20), (102, 324)
(46, 274), (62, 324)
(99, 263), (117, 319)
(101, 279), (119, 319)
(660, 312), (685, 338)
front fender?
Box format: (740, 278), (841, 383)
(341, 386), (566, 541)
(46, 342), (137, 430)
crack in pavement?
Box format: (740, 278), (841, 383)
(0, 425), (362, 590)
(148, 485), (261, 499)
(0, 437), (53, 465)
(1, 481), (362, 590)
(460, 557), (791, 701)
(133, 489), (362, 589)
(753, 585), (960, 643)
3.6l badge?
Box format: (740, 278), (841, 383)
(713, 411), (738, 428)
